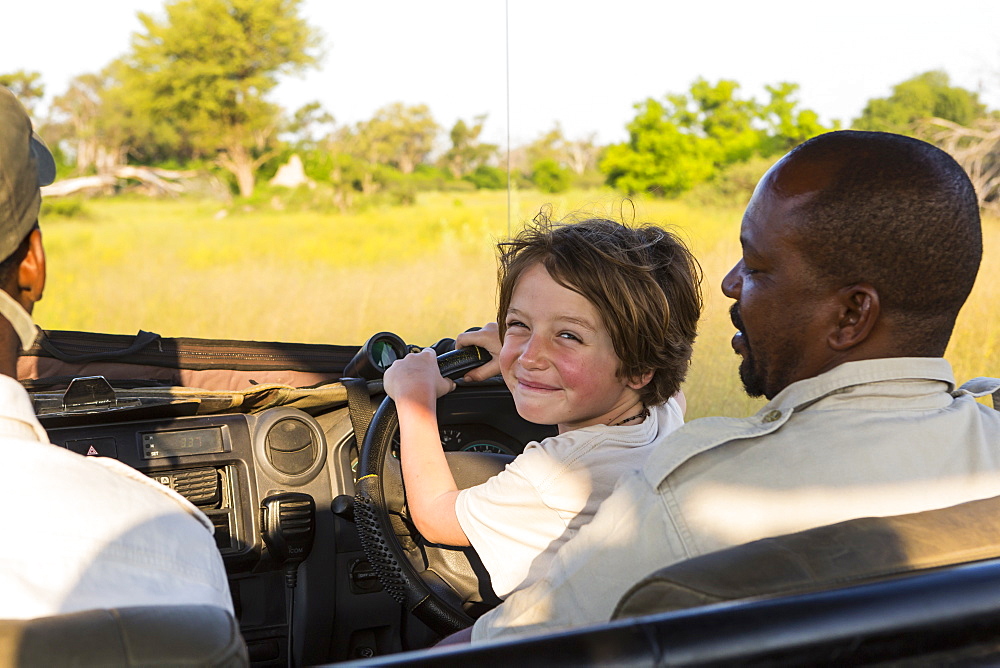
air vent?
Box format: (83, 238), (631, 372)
(148, 467), (220, 507)
(173, 468), (221, 506)
(265, 418), (317, 476)
(253, 408), (327, 484)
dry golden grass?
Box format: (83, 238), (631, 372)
(35, 190), (1000, 420)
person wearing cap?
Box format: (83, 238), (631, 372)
(464, 130), (1000, 643)
(0, 86), (233, 619)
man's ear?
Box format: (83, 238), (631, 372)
(828, 283), (879, 351)
(16, 228), (45, 311)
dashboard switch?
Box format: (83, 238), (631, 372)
(331, 494), (355, 522)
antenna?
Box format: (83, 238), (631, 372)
(505, 0), (511, 236)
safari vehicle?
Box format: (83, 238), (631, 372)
(9, 327), (1000, 667)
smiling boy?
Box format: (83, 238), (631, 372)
(383, 214), (702, 598)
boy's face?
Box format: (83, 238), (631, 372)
(499, 262), (647, 433)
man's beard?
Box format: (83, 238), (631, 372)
(730, 304), (767, 398)
(739, 352), (767, 398)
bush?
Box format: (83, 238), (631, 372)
(464, 165), (507, 190)
(683, 155), (776, 208)
(441, 179), (477, 193)
(41, 197), (89, 219)
(408, 164), (453, 192)
(531, 159), (571, 194)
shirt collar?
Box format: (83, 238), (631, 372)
(764, 357), (956, 414)
(642, 357), (957, 488)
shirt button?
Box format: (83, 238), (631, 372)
(762, 409), (782, 423)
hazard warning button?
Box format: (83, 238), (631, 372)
(65, 437), (118, 459)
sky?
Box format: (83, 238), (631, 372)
(4, 1), (1000, 149)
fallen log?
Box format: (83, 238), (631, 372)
(41, 166), (199, 198)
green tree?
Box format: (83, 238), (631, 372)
(518, 124), (603, 187)
(280, 101), (336, 183)
(122, 0), (322, 196)
(564, 133), (601, 176)
(602, 98), (717, 196)
(524, 125), (567, 168)
(322, 103), (440, 201)
(441, 115), (497, 178)
(854, 70), (985, 134)
(0, 70), (44, 116)
(286, 101), (335, 150)
(602, 78), (829, 197)
(759, 82), (830, 155)
(683, 79), (761, 164)
(324, 125), (380, 196)
(50, 72), (118, 173)
(353, 103), (440, 175)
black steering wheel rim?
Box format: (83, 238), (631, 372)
(353, 346), (496, 636)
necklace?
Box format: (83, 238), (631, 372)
(611, 406), (649, 427)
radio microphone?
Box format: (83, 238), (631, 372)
(260, 492), (316, 588)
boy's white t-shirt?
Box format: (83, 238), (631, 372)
(454, 398), (684, 597)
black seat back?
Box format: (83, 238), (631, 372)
(614, 493), (1000, 619)
(0, 605), (247, 667)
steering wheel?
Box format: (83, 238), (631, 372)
(354, 346), (509, 636)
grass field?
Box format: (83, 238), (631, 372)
(35, 189), (1000, 420)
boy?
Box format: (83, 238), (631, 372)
(383, 213), (702, 597)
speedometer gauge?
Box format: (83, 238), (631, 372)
(461, 441), (515, 455)
(439, 427), (464, 451)
(390, 424), (521, 458)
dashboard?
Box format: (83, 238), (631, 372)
(33, 376), (553, 665)
(46, 408), (319, 570)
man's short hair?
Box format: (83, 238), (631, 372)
(0, 227), (33, 287)
(496, 212), (703, 406)
(788, 130), (981, 354)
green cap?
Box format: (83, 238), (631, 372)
(0, 86), (55, 261)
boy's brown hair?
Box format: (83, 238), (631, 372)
(496, 212), (703, 406)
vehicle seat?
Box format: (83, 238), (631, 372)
(613, 493), (1000, 619)
(0, 605), (247, 667)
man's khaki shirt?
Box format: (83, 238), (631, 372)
(472, 358), (1000, 641)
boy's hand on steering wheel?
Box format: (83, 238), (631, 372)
(455, 322), (502, 382)
(383, 348), (456, 401)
